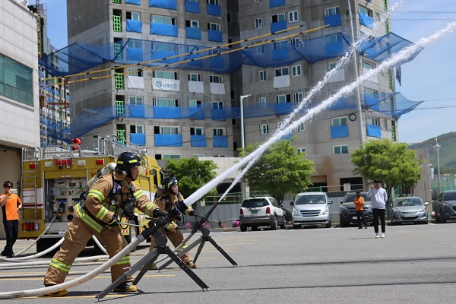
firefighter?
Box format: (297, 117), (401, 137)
(43, 152), (174, 297)
(149, 176), (197, 269)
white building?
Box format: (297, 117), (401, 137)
(0, 0), (40, 237)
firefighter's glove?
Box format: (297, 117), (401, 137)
(168, 208), (181, 221)
(164, 222), (177, 232)
(186, 209), (196, 216)
(107, 219), (118, 227)
(153, 209), (168, 218)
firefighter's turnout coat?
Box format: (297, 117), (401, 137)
(44, 172), (160, 285)
(149, 191), (194, 264)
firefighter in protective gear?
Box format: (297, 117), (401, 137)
(43, 152), (175, 297)
(149, 176), (197, 270)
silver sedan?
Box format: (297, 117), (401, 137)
(390, 197), (429, 225)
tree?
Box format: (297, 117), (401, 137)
(350, 139), (422, 210)
(165, 157), (218, 200)
(239, 139), (315, 205)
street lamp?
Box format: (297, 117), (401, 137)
(433, 138), (441, 195)
(240, 94), (251, 149)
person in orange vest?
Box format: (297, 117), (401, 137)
(0, 181), (22, 258)
(354, 191), (367, 229)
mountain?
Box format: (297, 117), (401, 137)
(408, 132), (456, 172)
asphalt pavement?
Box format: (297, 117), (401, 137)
(1, 222), (456, 303)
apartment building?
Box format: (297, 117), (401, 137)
(67, 0), (234, 159)
(59, 0), (419, 192)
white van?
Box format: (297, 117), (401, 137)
(290, 192), (333, 228)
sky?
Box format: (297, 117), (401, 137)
(33, 0), (456, 145)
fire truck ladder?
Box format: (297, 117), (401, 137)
(21, 147), (39, 219)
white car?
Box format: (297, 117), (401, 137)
(291, 192), (333, 228)
(239, 197), (286, 232)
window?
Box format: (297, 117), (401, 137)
(381, 119), (388, 130)
(153, 98), (178, 107)
(158, 126), (180, 134)
(297, 147), (306, 153)
(274, 41), (288, 50)
(364, 88), (378, 98)
(210, 75), (223, 83)
(128, 67), (142, 77)
(126, 12), (140, 21)
(212, 101), (224, 109)
(290, 37), (302, 48)
(186, 19), (200, 28)
(271, 13), (286, 23)
(256, 45), (265, 54)
(163, 155), (181, 159)
(293, 92), (303, 104)
(359, 5), (373, 17)
(128, 40), (142, 49)
(151, 15), (176, 25)
(153, 70), (177, 79)
(0, 54), (33, 106)
(366, 116), (380, 126)
(189, 100), (202, 108)
(188, 73), (201, 81)
(213, 128), (225, 136)
(208, 22), (221, 31)
(129, 96), (143, 105)
(255, 18), (263, 28)
(259, 97), (267, 108)
(190, 127), (204, 135)
(329, 62), (339, 71)
(288, 10), (299, 22)
(334, 145), (349, 154)
(192, 154), (206, 157)
(362, 61), (374, 70)
(332, 117), (348, 126)
(258, 70), (266, 81)
(327, 34), (342, 43)
(274, 67), (289, 77)
(276, 94), (291, 103)
(296, 123), (305, 132)
(325, 6), (340, 16)
(260, 124), (269, 135)
(292, 65), (302, 77)
(130, 125), (144, 134)
(207, 0), (219, 4)
(214, 154), (227, 157)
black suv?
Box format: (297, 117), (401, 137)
(434, 190), (456, 223)
(339, 192), (373, 227)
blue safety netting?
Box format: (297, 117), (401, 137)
(69, 93), (422, 138)
(39, 32), (413, 77)
(38, 31), (417, 141)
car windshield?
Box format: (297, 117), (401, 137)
(295, 195), (326, 205)
(394, 198), (423, 207)
(442, 192), (456, 201)
(345, 194), (369, 203)
(242, 199), (268, 208)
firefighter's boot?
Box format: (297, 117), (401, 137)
(186, 261), (196, 269)
(113, 282), (137, 293)
(43, 285), (68, 297)
(149, 264), (158, 270)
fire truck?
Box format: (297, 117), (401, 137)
(19, 136), (163, 252)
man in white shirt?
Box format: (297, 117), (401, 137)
(367, 178), (388, 238)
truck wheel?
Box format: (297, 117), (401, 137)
(441, 209), (447, 223)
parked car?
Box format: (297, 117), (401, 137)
(390, 197), (429, 225)
(339, 192), (373, 227)
(434, 190), (456, 223)
(290, 192), (332, 228)
(239, 196), (286, 232)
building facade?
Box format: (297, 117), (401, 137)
(0, 0), (40, 237)
(62, 0), (417, 193)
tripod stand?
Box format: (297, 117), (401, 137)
(158, 215), (237, 271)
(97, 218), (209, 300)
